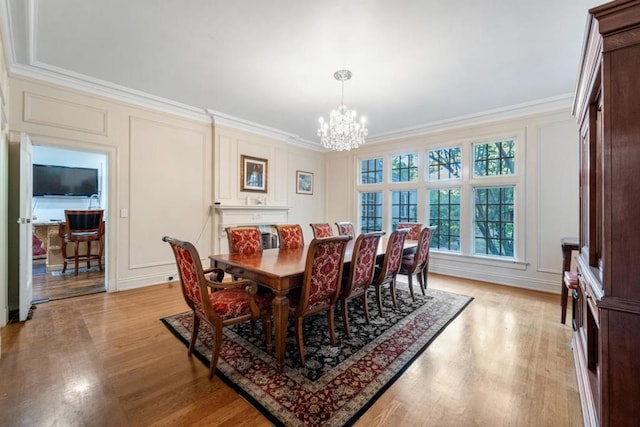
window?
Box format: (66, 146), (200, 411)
(360, 158), (383, 184)
(474, 186), (514, 257)
(361, 191), (382, 232)
(356, 134), (522, 263)
(429, 188), (461, 251)
(391, 190), (417, 229)
(391, 153), (418, 182)
(428, 147), (461, 180)
(474, 140), (515, 177)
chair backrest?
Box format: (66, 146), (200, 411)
(275, 224), (305, 249)
(396, 222), (422, 240)
(309, 223), (334, 238)
(226, 226), (263, 255)
(406, 227), (433, 274)
(64, 210), (104, 235)
(335, 221), (356, 238)
(162, 236), (220, 324)
(343, 232), (385, 297)
(296, 236), (350, 315)
(376, 229), (409, 284)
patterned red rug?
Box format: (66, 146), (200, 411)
(162, 287), (472, 426)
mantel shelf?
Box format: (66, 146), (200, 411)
(213, 205), (289, 211)
(214, 205), (290, 212)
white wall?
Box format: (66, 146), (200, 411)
(0, 74), (579, 329)
(8, 76), (213, 292)
(212, 125), (325, 251)
(31, 145), (107, 222)
(6, 76), (324, 298)
(325, 109), (579, 294)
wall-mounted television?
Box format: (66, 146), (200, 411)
(33, 164), (99, 197)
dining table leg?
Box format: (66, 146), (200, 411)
(272, 293), (289, 372)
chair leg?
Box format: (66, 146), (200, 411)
(209, 326), (223, 379)
(74, 241), (80, 276)
(296, 317), (306, 365)
(341, 299), (351, 339)
(188, 313), (200, 356)
(61, 240), (68, 273)
(407, 274), (416, 302)
(390, 279), (398, 308)
(98, 239), (104, 271)
(328, 307), (336, 346)
(361, 293), (370, 323)
(417, 270), (426, 295)
(86, 241), (91, 269)
(375, 284), (384, 316)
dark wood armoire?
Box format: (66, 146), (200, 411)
(572, 1), (640, 426)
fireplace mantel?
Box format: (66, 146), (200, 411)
(214, 205), (290, 212)
(214, 205), (290, 253)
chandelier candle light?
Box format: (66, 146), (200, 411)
(318, 69), (368, 151)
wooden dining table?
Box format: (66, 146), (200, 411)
(209, 236), (418, 371)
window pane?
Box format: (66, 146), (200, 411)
(428, 187), (461, 252)
(361, 191), (382, 232)
(473, 140), (516, 177)
(473, 186), (515, 258)
(428, 147), (461, 180)
(391, 153), (418, 182)
(391, 190), (417, 229)
(360, 157), (383, 184)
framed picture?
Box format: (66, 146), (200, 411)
(296, 170), (313, 195)
(241, 155), (267, 192)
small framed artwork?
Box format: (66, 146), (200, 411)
(241, 155), (268, 192)
(296, 170), (313, 195)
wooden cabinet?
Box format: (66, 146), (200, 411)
(572, 1), (640, 426)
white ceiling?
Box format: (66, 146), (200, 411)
(2, 0), (602, 147)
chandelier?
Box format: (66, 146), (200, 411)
(318, 69), (368, 151)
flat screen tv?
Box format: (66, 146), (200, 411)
(33, 164), (99, 197)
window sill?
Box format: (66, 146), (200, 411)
(430, 251), (529, 271)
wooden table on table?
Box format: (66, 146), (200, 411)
(209, 237), (417, 372)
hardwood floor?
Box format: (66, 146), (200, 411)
(0, 274), (582, 426)
(31, 261), (105, 302)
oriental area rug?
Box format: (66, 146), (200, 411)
(161, 287), (472, 427)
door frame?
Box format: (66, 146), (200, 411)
(18, 133), (117, 294)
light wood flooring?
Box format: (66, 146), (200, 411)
(0, 274), (582, 426)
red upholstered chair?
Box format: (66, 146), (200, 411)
(399, 227), (433, 301)
(396, 222), (422, 240)
(310, 223), (334, 238)
(163, 236), (272, 379)
(288, 236), (350, 365)
(226, 226), (263, 255)
(338, 231), (384, 338)
(372, 229), (408, 315)
(275, 224), (305, 249)
(335, 221), (356, 238)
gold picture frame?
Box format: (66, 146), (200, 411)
(241, 155), (267, 192)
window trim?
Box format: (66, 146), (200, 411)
(355, 129), (526, 262)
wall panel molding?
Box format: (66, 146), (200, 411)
(23, 92), (108, 135)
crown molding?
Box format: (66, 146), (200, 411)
(0, 0), (576, 155)
(8, 59), (324, 150)
(367, 94), (573, 144)
(7, 60), (572, 154)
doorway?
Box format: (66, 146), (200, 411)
(31, 145), (108, 302)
